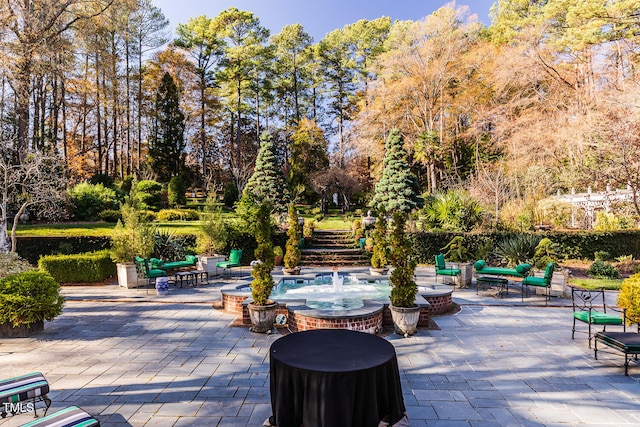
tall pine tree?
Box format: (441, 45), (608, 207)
(241, 132), (290, 212)
(149, 72), (186, 182)
(370, 128), (423, 213)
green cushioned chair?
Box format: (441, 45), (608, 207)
(521, 262), (554, 305)
(435, 253), (461, 284)
(135, 256), (167, 293)
(571, 285), (625, 348)
(216, 249), (243, 278)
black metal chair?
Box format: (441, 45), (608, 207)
(570, 285), (626, 347)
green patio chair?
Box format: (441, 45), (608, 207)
(434, 253), (461, 284)
(216, 249), (243, 278)
(571, 285), (626, 348)
(135, 256), (167, 293)
(521, 262), (554, 305)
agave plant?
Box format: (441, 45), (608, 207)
(154, 229), (188, 262)
(493, 234), (541, 266)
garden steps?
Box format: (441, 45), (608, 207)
(301, 230), (369, 266)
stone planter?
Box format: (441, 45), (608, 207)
(389, 304), (420, 337)
(440, 262), (473, 287)
(116, 262), (138, 288)
(248, 302), (278, 333)
(0, 320), (44, 338)
(369, 267), (389, 276)
(533, 267), (568, 297)
(282, 266), (301, 275)
(197, 255), (225, 276)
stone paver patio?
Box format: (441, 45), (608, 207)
(1, 267), (638, 426)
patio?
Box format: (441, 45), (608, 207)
(0, 267), (638, 426)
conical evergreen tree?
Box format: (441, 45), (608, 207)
(242, 132), (290, 212)
(149, 72), (186, 182)
(370, 128), (423, 213)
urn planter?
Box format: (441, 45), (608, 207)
(389, 304), (420, 337)
(282, 267), (301, 275)
(369, 267), (389, 276)
(248, 302), (278, 333)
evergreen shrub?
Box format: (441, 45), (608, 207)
(168, 175), (187, 207)
(156, 209), (200, 221)
(0, 270), (64, 327)
(68, 182), (120, 221)
(99, 209), (122, 223)
(587, 260), (620, 279)
(618, 274), (640, 326)
(136, 180), (163, 211)
(38, 250), (115, 283)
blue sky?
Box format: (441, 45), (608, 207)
(151, 0), (497, 41)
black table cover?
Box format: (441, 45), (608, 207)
(269, 329), (406, 427)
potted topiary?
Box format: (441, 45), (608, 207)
(274, 246), (284, 266)
(0, 270), (64, 337)
(369, 211), (389, 275)
(283, 204), (302, 275)
(110, 185), (156, 288)
(388, 211), (420, 337)
(441, 236), (473, 287)
(196, 197), (228, 275)
(248, 202), (278, 333)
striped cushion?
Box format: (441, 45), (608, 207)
(18, 406), (99, 427)
(0, 372), (49, 404)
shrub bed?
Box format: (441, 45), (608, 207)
(38, 250), (116, 283)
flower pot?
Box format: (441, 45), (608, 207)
(456, 262), (473, 287)
(274, 256), (283, 266)
(116, 262), (138, 288)
(282, 266), (301, 275)
(369, 267), (389, 276)
(389, 304), (420, 337)
(248, 301), (278, 333)
(0, 320), (44, 338)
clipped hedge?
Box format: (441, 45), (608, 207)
(38, 250), (116, 283)
(409, 230), (640, 264)
(16, 236), (111, 265)
(156, 209), (200, 221)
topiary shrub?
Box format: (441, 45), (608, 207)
(389, 212), (417, 308)
(618, 274), (640, 326)
(38, 250), (115, 283)
(68, 182), (121, 221)
(284, 204), (301, 269)
(0, 270), (64, 327)
(156, 209), (200, 221)
(168, 175), (187, 207)
(136, 180), (163, 211)
(587, 260), (620, 279)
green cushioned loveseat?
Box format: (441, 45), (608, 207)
(150, 255), (198, 271)
(473, 260), (531, 278)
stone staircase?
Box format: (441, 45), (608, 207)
(300, 229), (370, 267)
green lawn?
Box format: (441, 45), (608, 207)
(15, 221), (204, 237)
(567, 278), (623, 291)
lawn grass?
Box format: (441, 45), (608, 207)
(15, 222), (116, 237)
(567, 278), (623, 291)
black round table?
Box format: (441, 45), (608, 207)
(269, 329), (406, 427)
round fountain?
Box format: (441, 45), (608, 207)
(220, 269), (454, 334)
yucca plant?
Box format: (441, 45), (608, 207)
(493, 234), (541, 266)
